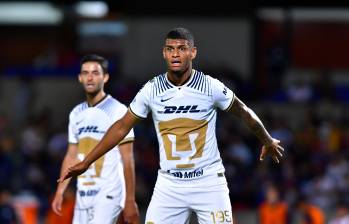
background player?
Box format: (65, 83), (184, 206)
(52, 54), (139, 224)
(59, 28), (284, 223)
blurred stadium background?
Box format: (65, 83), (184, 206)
(1, 1), (349, 223)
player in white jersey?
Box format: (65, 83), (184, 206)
(52, 54), (139, 224)
(59, 28), (284, 223)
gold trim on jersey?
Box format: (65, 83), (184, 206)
(77, 137), (105, 184)
(224, 94), (235, 112)
(158, 118), (208, 168)
(119, 137), (135, 145)
(82, 181), (96, 186)
(176, 164), (195, 169)
(128, 107), (145, 120)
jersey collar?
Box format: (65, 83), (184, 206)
(165, 69), (196, 88)
(87, 94), (109, 107)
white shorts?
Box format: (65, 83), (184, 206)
(145, 171), (233, 224)
(72, 195), (122, 224)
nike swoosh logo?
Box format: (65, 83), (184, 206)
(160, 97), (174, 102)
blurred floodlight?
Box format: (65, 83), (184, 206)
(0, 2), (63, 25)
(75, 1), (109, 18)
(79, 21), (128, 36)
(259, 8), (349, 22)
(258, 8), (286, 21)
(293, 9), (349, 21)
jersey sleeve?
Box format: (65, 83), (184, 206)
(211, 77), (235, 111)
(129, 81), (152, 119)
(68, 111), (78, 144)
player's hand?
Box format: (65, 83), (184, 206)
(123, 199), (140, 224)
(259, 138), (284, 163)
(51, 193), (63, 216)
(57, 162), (88, 183)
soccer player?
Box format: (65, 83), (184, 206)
(59, 28), (284, 223)
(52, 54), (139, 224)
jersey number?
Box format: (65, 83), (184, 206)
(159, 118), (208, 168)
(210, 210), (232, 223)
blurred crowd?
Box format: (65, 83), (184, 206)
(1, 65), (349, 223)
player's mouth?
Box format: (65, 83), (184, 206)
(171, 60), (181, 67)
(86, 83), (95, 88)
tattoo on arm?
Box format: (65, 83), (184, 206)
(229, 97), (272, 145)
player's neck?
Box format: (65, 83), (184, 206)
(167, 66), (192, 86)
(86, 91), (107, 107)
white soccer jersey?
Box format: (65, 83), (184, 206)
(68, 95), (134, 209)
(130, 69), (234, 187)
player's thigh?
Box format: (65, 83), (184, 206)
(90, 196), (123, 224)
(145, 185), (191, 224)
(194, 184), (233, 224)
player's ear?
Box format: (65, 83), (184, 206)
(78, 74), (82, 83)
(191, 47), (197, 60)
(103, 73), (109, 83)
(162, 47), (166, 59)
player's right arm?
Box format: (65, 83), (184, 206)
(59, 111), (140, 182)
(52, 143), (78, 216)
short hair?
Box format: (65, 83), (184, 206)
(165, 27), (194, 46)
(80, 54), (109, 74)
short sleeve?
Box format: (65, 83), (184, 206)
(68, 112), (78, 144)
(129, 81), (152, 119)
(211, 78), (235, 111)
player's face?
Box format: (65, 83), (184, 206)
(163, 39), (197, 74)
(79, 62), (109, 95)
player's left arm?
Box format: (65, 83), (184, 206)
(227, 96), (284, 163)
(119, 141), (139, 224)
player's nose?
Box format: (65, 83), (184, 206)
(172, 49), (180, 57)
(87, 73), (94, 80)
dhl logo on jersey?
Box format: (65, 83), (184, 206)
(78, 126), (105, 135)
(157, 105), (207, 114)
